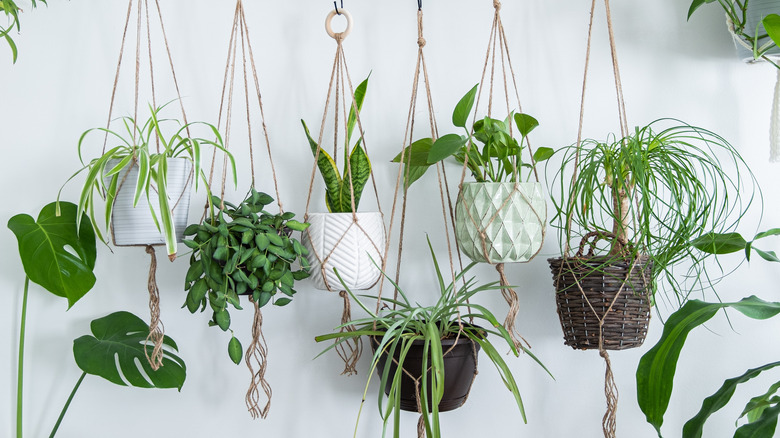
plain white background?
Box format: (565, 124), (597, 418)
(2, 1), (780, 437)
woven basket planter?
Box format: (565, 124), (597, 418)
(302, 211), (386, 291)
(548, 255), (652, 351)
(455, 182), (546, 264)
(371, 332), (480, 412)
(106, 157), (193, 247)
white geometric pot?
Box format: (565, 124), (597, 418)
(106, 157), (193, 247)
(455, 182), (546, 264)
(302, 212), (386, 291)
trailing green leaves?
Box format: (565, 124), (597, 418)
(183, 189), (309, 364)
(1, 0), (47, 63)
(8, 201), (96, 307)
(73, 311), (186, 390)
(636, 296), (780, 436)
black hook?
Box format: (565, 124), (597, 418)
(334, 0), (343, 15)
(418, 0), (422, 11)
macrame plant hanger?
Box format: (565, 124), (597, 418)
(203, 0), (283, 419)
(103, 0), (194, 371)
(560, 0), (633, 436)
(456, 0), (545, 351)
(377, 4), (475, 437)
(303, 6), (387, 375)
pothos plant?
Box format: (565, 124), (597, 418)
(550, 119), (758, 306)
(392, 84), (554, 187)
(182, 189), (310, 363)
(302, 76), (371, 213)
(1, 0), (47, 63)
(688, 0), (780, 68)
(58, 101), (235, 260)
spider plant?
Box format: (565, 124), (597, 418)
(550, 118), (758, 307)
(58, 101), (236, 260)
(314, 237), (550, 438)
(1, 0), (47, 63)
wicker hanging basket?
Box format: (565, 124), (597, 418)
(548, 233), (653, 351)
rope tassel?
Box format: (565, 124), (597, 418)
(495, 263), (528, 352)
(335, 290), (363, 375)
(600, 349), (618, 438)
(144, 245), (165, 370)
(245, 298), (272, 419)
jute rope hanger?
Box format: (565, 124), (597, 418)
(102, 0), (194, 371)
(203, 0), (284, 420)
(302, 6), (386, 376)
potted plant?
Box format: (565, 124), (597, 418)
(393, 84), (553, 264)
(59, 101), (235, 261)
(548, 119), (756, 350)
(688, 0), (780, 65)
(182, 188), (310, 362)
(300, 76), (386, 291)
(315, 238), (550, 438)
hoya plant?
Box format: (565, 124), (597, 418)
(302, 76), (371, 213)
(182, 189), (310, 362)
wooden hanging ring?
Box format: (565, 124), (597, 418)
(325, 8), (353, 40)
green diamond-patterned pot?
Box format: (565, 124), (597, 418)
(455, 182), (546, 264)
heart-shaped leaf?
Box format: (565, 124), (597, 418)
(8, 202), (97, 307)
(73, 311), (186, 390)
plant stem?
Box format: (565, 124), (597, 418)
(48, 372), (86, 438)
(16, 276), (30, 438)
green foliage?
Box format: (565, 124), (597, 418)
(59, 101), (236, 259)
(315, 237), (551, 438)
(183, 188), (310, 363)
(550, 119), (756, 306)
(8, 201), (96, 307)
(1, 0), (46, 63)
(73, 311), (186, 390)
(688, 1), (780, 69)
(302, 76), (372, 213)
(692, 228), (780, 263)
(636, 296), (780, 436)
(393, 84), (552, 187)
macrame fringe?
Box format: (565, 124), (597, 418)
(770, 69), (780, 162)
(495, 263), (528, 352)
(245, 298), (272, 419)
(600, 348), (618, 438)
(144, 245), (165, 370)
(417, 414), (426, 438)
(335, 290), (363, 375)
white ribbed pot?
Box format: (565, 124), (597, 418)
(733, 0), (780, 61)
(105, 157), (193, 247)
(455, 182), (546, 264)
(302, 212), (386, 291)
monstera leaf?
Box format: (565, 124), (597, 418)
(8, 201), (97, 307)
(73, 311), (186, 390)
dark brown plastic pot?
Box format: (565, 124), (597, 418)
(371, 330), (481, 413)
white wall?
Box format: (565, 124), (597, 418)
(2, 1), (780, 437)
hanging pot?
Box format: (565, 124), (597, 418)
(106, 157), (193, 247)
(732, 0), (780, 62)
(302, 211), (386, 291)
(371, 330), (480, 412)
(548, 254), (652, 351)
(455, 182), (546, 264)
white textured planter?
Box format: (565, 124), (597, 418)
(733, 0), (780, 62)
(455, 182), (546, 264)
(106, 157), (193, 247)
(302, 212), (386, 291)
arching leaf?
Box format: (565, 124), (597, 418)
(8, 201), (97, 307)
(73, 311), (186, 390)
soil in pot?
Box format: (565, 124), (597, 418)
(371, 329), (481, 412)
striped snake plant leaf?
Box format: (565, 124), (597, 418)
(346, 75), (370, 147)
(335, 139), (370, 213)
(302, 119), (342, 212)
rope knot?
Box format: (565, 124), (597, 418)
(335, 33), (345, 43)
(339, 290), (348, 299)
(417, 37), (426, 47)
(493, 0), (501, 10)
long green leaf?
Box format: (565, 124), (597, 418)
(73, 311), (186, 390)
(346, 75), (370, 145)
(302, 119), (342, 211)
(452, 84), (478, 128)
(8, 202), (97, 307)
(336, 139), (371, 213)
(637, 296), (780, 435)
(734, 401), (780, 438)
(155, 155), (178, 259)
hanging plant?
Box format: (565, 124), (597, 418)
(182, 189), (310, 363)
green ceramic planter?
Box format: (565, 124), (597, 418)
(455, 182), (546, 264)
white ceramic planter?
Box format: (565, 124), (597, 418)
(105, 157), (193, 247)
(302, 212), (386, 291)
(733, 0), (780, 61)
(455, 182), (546, 264)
